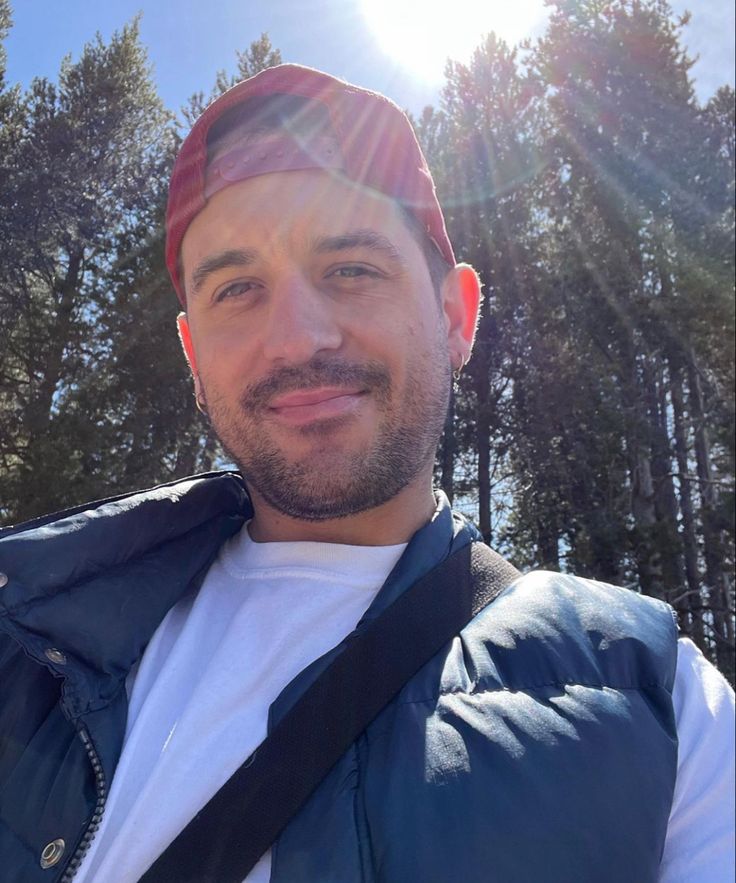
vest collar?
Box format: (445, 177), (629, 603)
(0, 471), (250, 716)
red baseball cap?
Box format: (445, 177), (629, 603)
(165, 63), (454, 305)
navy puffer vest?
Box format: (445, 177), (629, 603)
(0, 473), (678, 882)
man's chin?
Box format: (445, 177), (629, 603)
(245, 481), (381, 523)
(236, 451), (408, 522)
(213, 403), (439, 523)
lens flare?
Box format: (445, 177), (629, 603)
(360, 0), (547, 83)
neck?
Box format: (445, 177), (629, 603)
(246, 474), (437, 546)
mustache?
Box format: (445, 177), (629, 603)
(241, 358), (391, 411)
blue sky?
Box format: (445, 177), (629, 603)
(4, 0), (734, 115)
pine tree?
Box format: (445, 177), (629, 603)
(419, 1), (734, 675)
(1, 20), (177, 522)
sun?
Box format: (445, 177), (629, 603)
(360, 0), (547, 83)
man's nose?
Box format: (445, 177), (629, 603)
(261, 274), (343, 365)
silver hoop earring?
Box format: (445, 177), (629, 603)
(195, 394), (207, 415)
(453, 355), (466, 383)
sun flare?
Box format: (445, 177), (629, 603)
(360, 0), (547, 83)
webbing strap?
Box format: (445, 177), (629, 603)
(138, 541), (520, 883)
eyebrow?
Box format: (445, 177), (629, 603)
(189, 230), (405, 297)
(312, 230), (406, 265)
(190, 248), (258, 297)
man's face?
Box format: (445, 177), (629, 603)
(179, 169), (470, 522)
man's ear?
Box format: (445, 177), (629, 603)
(177, 312), (202, 398)
(441, 264), (481, 368)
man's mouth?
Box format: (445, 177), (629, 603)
(267, 386), (366, 426)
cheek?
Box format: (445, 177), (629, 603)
(194, 329), (254, 385)
(404, 313), (444, 348)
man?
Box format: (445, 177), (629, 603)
(0, 64), (733, 883)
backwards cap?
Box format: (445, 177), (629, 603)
(165, 63), (454, 305)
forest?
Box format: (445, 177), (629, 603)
(0, 0), (733, 678)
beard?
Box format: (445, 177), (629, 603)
(200, 347), (451, 522)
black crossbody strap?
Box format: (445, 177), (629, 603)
(138, 541), (520, 883)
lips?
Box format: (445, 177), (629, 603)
(267, 386), (366, 426)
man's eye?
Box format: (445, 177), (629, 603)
(214, 280), (258, 302)
(328, 265), (379, 279)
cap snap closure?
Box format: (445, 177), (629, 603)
(44, 648), (67, 665)
(40, 838), (65, 869)
(0, 572), (8, 588)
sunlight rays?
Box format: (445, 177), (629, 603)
(360, 0), (547, 84)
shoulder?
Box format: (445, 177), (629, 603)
(0, 470), (249, 584)
(674, 637), (735, 715)
(458, 568), (679, 691)
(672, 637), (734, 753)
(494, 569), (677, 635)
(0, 470), (247, 541)
(660, 639), (735, 881)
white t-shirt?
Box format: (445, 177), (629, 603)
(74, 526), (735, 883)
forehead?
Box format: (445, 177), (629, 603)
(181, 168), (421, 264)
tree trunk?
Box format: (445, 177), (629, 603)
(644, 355), (686, 597)
(537, 513), (560, 571)
(473, 307), (494, 543)
(629, 443), (665, 597)
(623, 345), (667, 599)
(18, 248), (83, 520)
(23, 249), (83, 440)
(687, 353), (734, 676)
(668, 357), (705, 647)
(475, 396), (491, 543)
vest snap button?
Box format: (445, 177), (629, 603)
(44, 648), (67, 665)
(0, 572), (8, 588)
(40, 838), (65, 869)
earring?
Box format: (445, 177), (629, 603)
(195, 393), (207, 415)
(453, 355), (466, 383)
